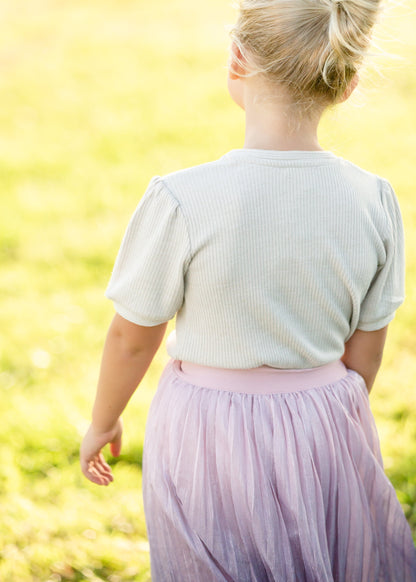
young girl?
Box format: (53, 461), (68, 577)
(80, 0), (416, 580)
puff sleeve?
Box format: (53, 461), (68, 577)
(105, 177), (191, 326)
(357, 179), (405, 331)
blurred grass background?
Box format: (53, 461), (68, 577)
(0, 0), (415, 580)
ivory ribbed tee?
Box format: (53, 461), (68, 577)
(106, 149), (405, 369)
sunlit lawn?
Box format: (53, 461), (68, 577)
(0, 0), (415, 580)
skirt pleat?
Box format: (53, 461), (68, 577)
(142, 361), (416, 582)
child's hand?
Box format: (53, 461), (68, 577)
(80, 418), (123, 486)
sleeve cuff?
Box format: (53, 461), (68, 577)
(357, 311), (396, 332)
(109, 299), (170, 327)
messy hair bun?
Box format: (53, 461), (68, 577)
(230, 0), (381, 108)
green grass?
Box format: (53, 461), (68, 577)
(0, 0), (415, 579)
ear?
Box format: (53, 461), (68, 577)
(228, 41), (248, 80)
(339, 73), (359, 103)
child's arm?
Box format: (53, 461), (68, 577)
(80, 313), (167, 486)
(341, 326), (388, 393)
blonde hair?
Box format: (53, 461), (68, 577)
(230, 0), (382, 110)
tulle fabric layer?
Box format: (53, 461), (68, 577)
(142, 360), (416, 582)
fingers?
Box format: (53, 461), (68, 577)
(109, 418), (123, 457)
(110, 433), (122, 457)
(81, 453), (114, 486)
(80, 422), (122, 485)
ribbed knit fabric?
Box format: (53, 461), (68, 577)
(106, 149), (405, 369)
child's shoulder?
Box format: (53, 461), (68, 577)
(156, 154), (230, 198)
(336, 156), (388, 185)
(334, 158), (400, 225)
(322, 155), (395, 210)
(150, 150), (396, 209)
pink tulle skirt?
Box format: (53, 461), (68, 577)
(142, 360), (416, 581)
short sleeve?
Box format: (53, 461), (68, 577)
(357, 179), (405, 331)
(105, 177), (191, 326)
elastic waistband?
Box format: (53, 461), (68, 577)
(173, 360), (348, 395)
